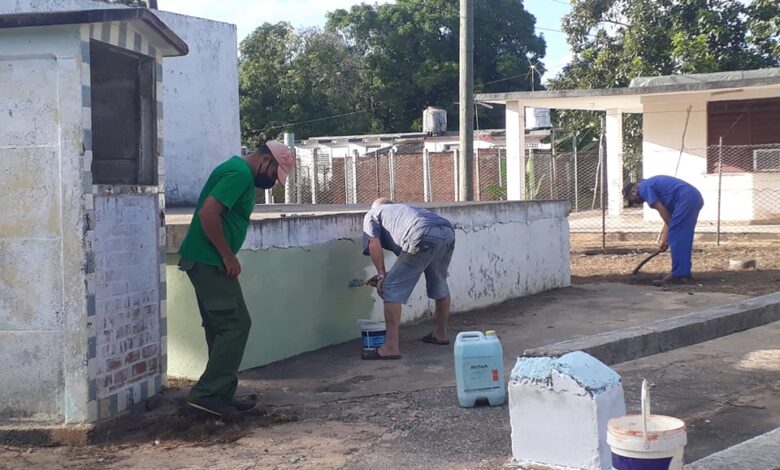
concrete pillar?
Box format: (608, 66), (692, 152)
(311, 149), (319, 205)
(283, 132), (296, 204)
(351, 149), (359, 204)
(509, 351), (626, 470)
(423, 148), (432, 202)
(506, 100), (526, 200)
(389, 148), (396, 201)
(452, 149), (460, 201)
(606, 109), (624, 216)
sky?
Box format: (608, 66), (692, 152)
(158, 0), (573, 80)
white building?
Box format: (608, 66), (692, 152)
(477, 68), (780, 222)
(0, 8), (186, 428)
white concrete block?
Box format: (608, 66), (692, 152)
(509, 351), (625, 470)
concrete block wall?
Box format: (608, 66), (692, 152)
(1, 1), (241, 207)
(165, 201), (571, 379)
(0, 24), (89, 425)
(0, 15), (170, 425)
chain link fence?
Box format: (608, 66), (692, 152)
(266, 142), (779, 244)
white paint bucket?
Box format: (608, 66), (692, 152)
(357, 319), (386, 351)
(607, 380), (687, 470)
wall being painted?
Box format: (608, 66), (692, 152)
(642, 87), (780, 222)
(166, 202), (571, 379)
(2, 1), (241, 206)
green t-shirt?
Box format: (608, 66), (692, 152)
(179, 156), (255, 266)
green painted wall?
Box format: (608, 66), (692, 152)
(166, 238), (377, 379)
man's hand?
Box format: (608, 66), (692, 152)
(659, 225), (669, 252)
(223, 254), (241, 278)
(375, 277), (385, 299)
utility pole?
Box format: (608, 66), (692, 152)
(458, 0), (474, 201)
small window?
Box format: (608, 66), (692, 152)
(90, 40), (157, 185)
(753, 149), (780, 172)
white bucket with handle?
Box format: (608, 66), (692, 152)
(607, 380), (687, 470)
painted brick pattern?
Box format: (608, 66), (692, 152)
(93, 195), (161, 404)
(81, 21), (167, 422)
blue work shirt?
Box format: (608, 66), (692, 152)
(638, 175), (700, 214)
(362, 204), (452, 256)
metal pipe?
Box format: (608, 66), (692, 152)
(717, 137), (723, 246)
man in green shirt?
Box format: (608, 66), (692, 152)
(178, 141), (295, 420)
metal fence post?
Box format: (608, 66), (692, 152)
(284, 132), (296, 204)
(389, 148), (396, 201)
(374, 150), (380, 199)
(573, 132), (579, 212)
(352, 149), (359, 204)
(599, 120), (606, 252)
(498, 148), (504, 189)
(717, 137), (723, 246)
(423, 148), (432, 202)
(475, 147), (481, 201)
(452, 148), (460, 201)
(311, 149), (319, 205)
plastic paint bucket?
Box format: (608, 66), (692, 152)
(607, 380), (687, 470)
(357, 319), (386, 351)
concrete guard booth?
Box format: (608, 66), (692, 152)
(0, 9), (187, 428)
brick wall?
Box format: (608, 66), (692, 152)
(307, 151), (507, 204)
(92, 194), (161, 416)
(429, 152), (456, 202)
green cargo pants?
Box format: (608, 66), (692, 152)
(179, 258), (252, 401)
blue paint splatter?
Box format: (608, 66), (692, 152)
(511, 351), (621, 395)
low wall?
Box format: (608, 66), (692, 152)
(165, 202), (571, 379)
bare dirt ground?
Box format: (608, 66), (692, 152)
(571, 238), (780, 297)
(2, 239), (778, 469)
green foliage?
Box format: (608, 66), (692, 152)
(239, 23), (365, 146)
(239, 0), (547, 144)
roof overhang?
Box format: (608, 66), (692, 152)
(476, 68), (780, 112)
(0, 8), (188, 57)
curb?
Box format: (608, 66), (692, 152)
(0, 425), (93, 447)
(685, 427), (780, 470)
(524, 292), (780, 365)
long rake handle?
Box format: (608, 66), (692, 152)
(631, 249), (662, 276)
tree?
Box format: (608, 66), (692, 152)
(326, 0), (546, 133)
(239, 23), (367, 146)
(550, 0), (780, 164)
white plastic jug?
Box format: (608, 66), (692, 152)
(454, 331), (505, 407)
(607, 380), (687, 470)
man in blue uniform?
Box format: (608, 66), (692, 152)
(623, 176), (704, 284)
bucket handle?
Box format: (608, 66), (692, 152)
(641, 379), (650, 450)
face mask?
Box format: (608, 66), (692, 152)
(254, 158), (278, 189)
(255, 172), (276, 189)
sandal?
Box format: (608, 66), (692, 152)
(361, 349), (401, 360)
(422, 332), (450, 345)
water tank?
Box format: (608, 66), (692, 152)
(423, 106), (447, 136)
(525, 107), (551, 130)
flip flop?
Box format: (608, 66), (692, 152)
(361, 349), (402, 360)
(422, 332), (450, 345)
